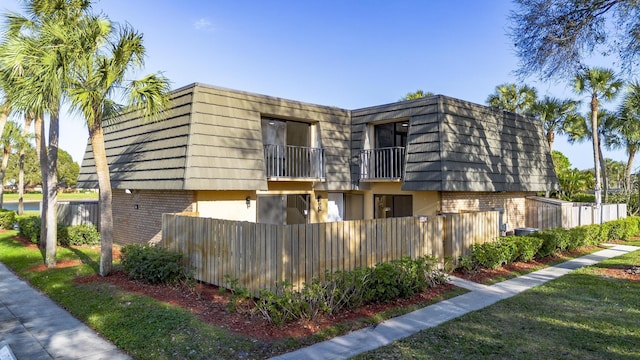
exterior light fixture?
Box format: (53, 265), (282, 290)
(401, 122), (409, 127)
(125, 189), (132, 194)
(317, 195), (322, 212)
(246, 196), (251, 208)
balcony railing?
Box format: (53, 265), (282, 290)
(359, 147), (405, 180)
(263, 144), (325, 180)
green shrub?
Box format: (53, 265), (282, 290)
(58, 224), (100, 246)
(120, 244), (187, 285)
(531, 228), (570, 258)
(581, 224), (607, 246)
(252, 256), (446, 325)
(471, 240), (516, 269)
(458, 254), (477, 272)
(366, 256), (442, 302)
(507, 236), (543, 262)
(565, 226), (590, 250)
(606, 217), (637, 241)
(0, 209), (16, 229)
(17, 216), (40, 243)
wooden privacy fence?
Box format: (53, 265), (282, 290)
(526, 197), (626, 230)
(57, 201), (100, 229)
(444, 211), (500, 261)
(161, 211), (500, 296)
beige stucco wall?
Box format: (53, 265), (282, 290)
(360, 182), (441, 219)
(196, 191), (257, 222)
(441, 191), (535, 230)
(196, 183), (326, 223)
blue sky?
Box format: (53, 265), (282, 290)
(0, 0), (631, 171)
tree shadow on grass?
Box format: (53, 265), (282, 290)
(62, 245), (100, 273)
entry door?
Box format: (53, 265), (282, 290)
(374, 195), (413, 218)
(257, 194), (309, 224)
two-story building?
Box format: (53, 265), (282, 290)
(78, 83), (558, 245)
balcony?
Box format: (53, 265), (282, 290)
(359, 147), (405, 180)
(263, 144), (325, 180)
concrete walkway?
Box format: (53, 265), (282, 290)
(271, 244), (640, 360)
(0, 262), (131, 360)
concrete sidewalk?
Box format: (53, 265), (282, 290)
(271, 244), (640, 360)
(0, 262), (131, 360)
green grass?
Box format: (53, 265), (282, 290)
(3, 228), (637, 360)
(0, 231), (464, 359)
(356, 248), (640, 359)
(0, 232), (271, 359)
(3, 192), (98, 202)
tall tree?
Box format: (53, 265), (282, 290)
(0, 0), (91, 267)
(401, 89), (435, 101)
(613, 81), (640, 195)
(0, 120), (22, 208)
(573, 67), (623, 205)
(68, 17), (170, 276)
(510, 0), (640, 79)
(7, 147), (40, 188)
(486, 83), (537, 115)
(530, 96), (579, 150)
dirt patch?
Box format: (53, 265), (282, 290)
(594, 266), (640, 281)
(12, 235), (39, 249)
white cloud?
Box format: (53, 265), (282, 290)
(193, 18), (213, 31)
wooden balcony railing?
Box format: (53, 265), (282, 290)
(263, 144), (325, 180)
(359, 147), (405, 180)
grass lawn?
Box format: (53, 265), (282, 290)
(3, 192), (98, 202)
(0, 231), (269, 359)
(2, 228), (638, 360)
(0, 231), (463, 359)
(355, 248), (640, 359)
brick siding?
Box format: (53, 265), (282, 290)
(113, 189), (195, 245)
(441, 191), (535, 230)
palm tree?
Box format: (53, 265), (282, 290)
(573, 67), (623, 206)
(0, 120), (23, 208)
(0, 0), (91, 267)
(68, 18), (170, 276)
(401, 89), (435, 101)
(605, 159), (626, 190)
(530, 96), (579, 151)
(486, 83), (537, 115)
(613, 81), (640, 195)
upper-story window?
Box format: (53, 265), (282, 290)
(261, 117), (324, 180)
(375, 122), (408, 148)
(261, 118), (311, 147)
(360, 121), (409, 181)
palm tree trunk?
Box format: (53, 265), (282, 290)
(591, 98), (602, 206)
(625, 149), (636, 199)
(34, 116), (48, 250)
(0, 145), (10, 209)
(599, 141), (609, 203)
(44, 112), (59, 269)
(36, 111), (60, 268)
(546, 129), (555, 151)
(18, 116), (33, 215)
(91, 124), (114, 277)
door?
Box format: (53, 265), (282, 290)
(257, 194), (309, 224)
(374, 194), (413, 218)
(262, 119), (286, 177)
